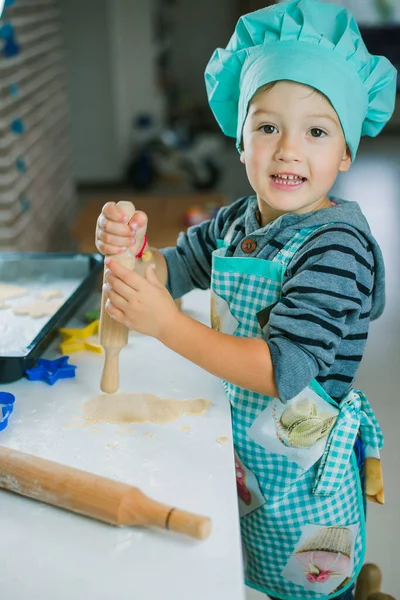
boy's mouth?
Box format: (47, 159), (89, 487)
(270, 173), (307, 186)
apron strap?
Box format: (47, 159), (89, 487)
(312, 389), (384, 497)
(274, 224), (334, 271)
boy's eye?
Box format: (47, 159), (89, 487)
(309, 128), (327, 138)
(260, 124), (278, 134)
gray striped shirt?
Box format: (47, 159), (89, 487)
(160, 196), (385, 402)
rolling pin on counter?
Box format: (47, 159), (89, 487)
(0, 446), (211, 540)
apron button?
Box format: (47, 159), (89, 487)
(241, 238), (257, 253)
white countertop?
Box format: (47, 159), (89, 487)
(0, 290), (245, 600)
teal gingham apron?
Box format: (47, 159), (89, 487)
(211, 225), (383, 599)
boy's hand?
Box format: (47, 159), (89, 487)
(95, 202), (148, 257)
(103, 258), (180, 340)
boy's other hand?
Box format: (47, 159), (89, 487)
(103, 259), (179, 340)
(95, 202), (148, 257)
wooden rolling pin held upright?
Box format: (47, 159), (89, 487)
(99, 200), (136, 393)
(0, 446), (212, 540)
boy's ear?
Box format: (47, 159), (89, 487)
(339, 145), (352, 173)
(240, 150), (245, 164)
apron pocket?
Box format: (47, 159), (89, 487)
(235, 451), (266, 517)
(210, 290), (239, 334)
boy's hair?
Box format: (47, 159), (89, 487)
(255, 81), (327, 102)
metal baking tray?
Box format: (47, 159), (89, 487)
(0, 252), (103, 383)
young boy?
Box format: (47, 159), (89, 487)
(96, 1), (397, 597)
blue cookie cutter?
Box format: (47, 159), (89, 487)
(0, 392), (15, 432)
(25, 356), (77, 386)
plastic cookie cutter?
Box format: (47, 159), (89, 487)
(25, 356), (77, 385)
(0, 392), (16, 432)
(59, 320), (102, 354)
(84, 309), (100, 324)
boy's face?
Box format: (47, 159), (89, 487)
(240, 81), (351, 225)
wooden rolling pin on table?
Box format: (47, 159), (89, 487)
(0, 446), (211, 540)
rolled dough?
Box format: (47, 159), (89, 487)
(37, 288), (63, 300)
(0, 283), (29, 308)
(13, 298), (63, 318)
(83, 393), (212, 425)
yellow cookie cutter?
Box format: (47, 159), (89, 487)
(59, 320), (102, 354)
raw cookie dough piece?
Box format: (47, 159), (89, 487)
(216, 436), (230, 445)
(37, 288), (63, 300)
(0, 283), (29, 308)
(180, 425), (192, 432)
(83, 393), (212, 425)
(13, 298), (63, 318)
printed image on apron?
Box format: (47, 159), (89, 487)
(235, 452), (266, 517)
(281, 523), (359, 593)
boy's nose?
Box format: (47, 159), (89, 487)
(274, 134), (302, 163)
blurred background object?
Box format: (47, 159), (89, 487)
(125, 112), (224, 192)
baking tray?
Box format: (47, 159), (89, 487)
(0, 252), (103, 383)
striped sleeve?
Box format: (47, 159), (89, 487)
(160, 198), (249, 299)
(266, 226), (375, 402)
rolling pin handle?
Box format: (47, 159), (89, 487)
(166, 507), (212, 540)
(100, 348), (121, 394)
(99, 200), (136, 393)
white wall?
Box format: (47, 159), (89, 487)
(60, 0), (164, 182)
(109, 0), (165, 172)
(60, 0), (120, 181)
(316, 0), (400, 24)
(170, 0), (237, 109)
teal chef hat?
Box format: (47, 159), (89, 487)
(205, 0), (397, 159)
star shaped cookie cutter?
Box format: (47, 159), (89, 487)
(25, 356), (77, 385)
(0, 392), (15, 432)
(59, 320), (102, 354)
